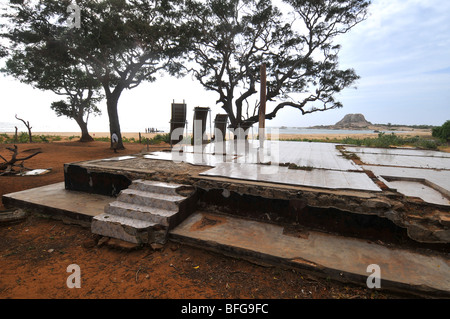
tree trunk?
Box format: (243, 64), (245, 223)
(106, 94), (124, 150)
(74, 117), (94, 142)
(27, 127), (32, 143)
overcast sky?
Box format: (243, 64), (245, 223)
(1, 0), (449, 133)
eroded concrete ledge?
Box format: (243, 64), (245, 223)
(193, 177), (450, 244)
(2, 182), (113, 227)
(170, 212), (450, 298)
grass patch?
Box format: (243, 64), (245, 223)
(0, 133), (63, 144)
(143, 133), (171, 145)
(93, 136), (110, 142)
(281, 132), (442, 151)
(92, 133), (170, 145)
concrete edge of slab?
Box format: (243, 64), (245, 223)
(1, 183), (110, 227)
(169, 232), (449, 298)
(169, 212), (450, 298)
(2, 194), (92, 227)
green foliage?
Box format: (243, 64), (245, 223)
(92, 134), (171, 144)
(93, 137), (111, 142)
(50, 99), (102, 121)
(281, 132), (442, 150)
(17, 132), (30, 143)
(432, 120), (450, 141)
(186, 0), (370, 128)
(1, 0), (190, 148)
(339, 133), (441, 150)
(0, 133), (63, 144)
(122, 136), (136, 143)
(146, 133), (171, 145)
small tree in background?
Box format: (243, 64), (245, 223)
(5, 51), (103, 142)
(432, 120), (450, 142)
(50, 95), (101, 142)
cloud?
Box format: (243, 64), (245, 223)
(340, 0), (450, 72)
(425, 67), (450, 75)
(329, 0), (450, 125)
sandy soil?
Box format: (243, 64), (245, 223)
(5, 129), (433, 141)
(275, 130), (432, 141)
(0, 140), (407, 299)
(30, 131), (166, 139)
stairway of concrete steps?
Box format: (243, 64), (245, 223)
(91, 179), (197, 244)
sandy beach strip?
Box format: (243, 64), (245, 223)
(1, 129), (431, 141)
(273, 130), (432, 140)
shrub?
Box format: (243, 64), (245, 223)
(18, 132), (30, 143)
(414, 138), (439, 150)
(432, 120), (450, 141)
(148, 133), (170, 145)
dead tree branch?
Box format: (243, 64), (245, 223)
(15, 114), (33, 143)
(0, 145), (42, 175)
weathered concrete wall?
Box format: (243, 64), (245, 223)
(63, 159), (450, 244)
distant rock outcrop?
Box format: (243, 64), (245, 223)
(334, 113), (372, 128)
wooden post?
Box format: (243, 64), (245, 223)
(259, 63), (267, 148)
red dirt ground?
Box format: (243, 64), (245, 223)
(0, 140), (404, 299)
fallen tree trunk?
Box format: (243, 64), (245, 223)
(0, 145), (42, 175)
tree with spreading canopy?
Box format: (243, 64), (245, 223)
(3, 43), (102, 142)
(184, 0), (370, 131)
(1, 0), (190, 148)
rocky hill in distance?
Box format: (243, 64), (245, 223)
(334, 113), (372, 128)
(308, 113), (433, 132)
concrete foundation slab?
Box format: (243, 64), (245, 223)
(273, 141), (362, 171)
(144, 152), (236, 167)
(363, 165), (450, 200)
(355, 152), (450, 170)
(101, 155), (137, 161)
(344, 146), (450, 158)
(200, 162), (381, 192)
(2, 182), (112, 223)
(383, 180), (450, 206)
(170, 211), (450, 297)
(157, 141), (362, 171)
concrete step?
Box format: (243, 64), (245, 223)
(92, 179), (197, 245)
(117, 188), (185, 211)
(128, 179), (194, 196)
(91, 213), (167, 244)
(104, 201), (178, 226)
